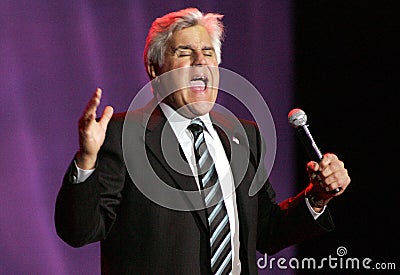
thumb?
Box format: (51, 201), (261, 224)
(306, 161), (319, 179)
(99, 106), (114, 129)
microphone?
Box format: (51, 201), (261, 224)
(288, 108), (341, 194)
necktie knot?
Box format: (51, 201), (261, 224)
(187, 119), (204, 140)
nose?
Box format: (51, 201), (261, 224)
(193, 50), (207, 66)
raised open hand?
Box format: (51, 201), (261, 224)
(76, 88), (114, 170)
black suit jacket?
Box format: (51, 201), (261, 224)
(55, 99), (334, 274)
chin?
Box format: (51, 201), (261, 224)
(188, 101), (215, 116)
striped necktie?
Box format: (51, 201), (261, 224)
(187, 119), (232, 275)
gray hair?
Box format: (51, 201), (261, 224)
(144, 8), (224, 78)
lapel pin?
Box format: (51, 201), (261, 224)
(232, 136), (240, 145)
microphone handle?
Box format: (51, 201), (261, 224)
(297, 125), (341, 194)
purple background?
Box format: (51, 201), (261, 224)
(1, 1), (296, 274)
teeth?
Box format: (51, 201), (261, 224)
(190, 77), (207, 90)
(190, 80), (206, 90)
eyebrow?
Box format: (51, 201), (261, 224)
(173, 45), (214, 51)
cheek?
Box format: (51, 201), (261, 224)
(163, 59), (190, 72)
(167, 91), (185, 106)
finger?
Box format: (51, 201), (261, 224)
(82, 88), (102, 121)
(325, 184), (343, 194)
(99, 106), (114, 130)
(307, 161), (319, 173)
(306, 161), (320, 180)
(318, 154), (349, 195)
(324, 179), (346, 194)
(323, 169), (350, 194)
(319, 153), (338, 168)
(79, 112), (95, 130)
(324, 168), (350, 186)
(320, 160), (345, 178)
(324, 153), (338, 160)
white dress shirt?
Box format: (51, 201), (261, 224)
(159, 103), (242, 274)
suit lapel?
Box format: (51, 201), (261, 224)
(144, 106), (198, 191)
(143, 104), (209, 231)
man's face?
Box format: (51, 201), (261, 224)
(157, 25), (219, 118)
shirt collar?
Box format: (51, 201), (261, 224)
(159, 102), (215, 139)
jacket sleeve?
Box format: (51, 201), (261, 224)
(55, 116), (126, 248)
(251, 122), (335, 255)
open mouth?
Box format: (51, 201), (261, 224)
(190, 76), (208, 91)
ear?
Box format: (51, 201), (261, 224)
(147, 64), (158, 79)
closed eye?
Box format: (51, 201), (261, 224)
(173, 46), (215, 58)
(202, 50), (214, 56)
(176, 50), (192, 57)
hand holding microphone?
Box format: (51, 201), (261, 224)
(288, 109), (350, 198)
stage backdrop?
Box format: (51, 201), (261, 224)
(1, 1), (295, 274)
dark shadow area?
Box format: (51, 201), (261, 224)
(294, 1), (399, 274)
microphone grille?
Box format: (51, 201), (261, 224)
(288, 108), (307, 128)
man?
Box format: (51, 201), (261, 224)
(55, 8), (350, 274)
